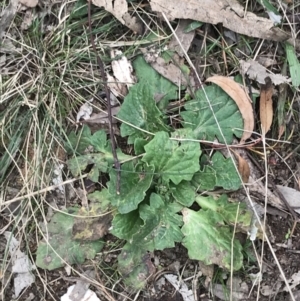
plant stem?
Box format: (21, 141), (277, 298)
(87, 0), (121, 194)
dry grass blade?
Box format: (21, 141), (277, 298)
(206, 75), (254, 143)
(259, 76), (273, 135)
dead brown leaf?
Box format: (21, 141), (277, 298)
(0, 36), (19, 54)
(168, 19), (195, 57)
(240, 60), (291, 86)
(141, 48), (189, 88)
(21, 9), (36, 30)
(106, 73), (127, 100)
(206, 76), (254, 143)
(231, 150), (250, 183)
(110, 49), (135, 92)
(19, 0), (38, 8)
(260, 77), (273, 134)
(81, 106), (120, 125)
(68, 271), (95, 301)
(278, 125), (285, 140)
(149, 0), (295, 46)
(276, 185), (300, 215)
(91, 0), (143, 34)
(150, 56), (188, 87)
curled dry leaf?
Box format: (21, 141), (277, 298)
(231, 150), (250, 183)
(111, 49), (135, 90)
(206, 76), (254, 143)
(259, 77), (273, 135)
(76, 102), (93, 122)
(81, 106), (120, 125)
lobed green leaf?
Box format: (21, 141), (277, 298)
(108, 161), (154, 214)
(196, 195), (252, 229)
(192, 152), (241, 191)
(181, 85), (243, 144)
(133, 55), (178, 110)
(118, 83), (169, 143)
(36, 208), (104, 270)
(181, 207), (243, 271)
(142, 131), (201, 185)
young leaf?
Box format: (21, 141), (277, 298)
(89, 130), (112, 152)
(131, 193), (183, 251)
(142, 131), (201, 185)
(192, 165), (216, 191)
(67, 154), (106, 180)
(133, 56), (178, 110)
(170, 181), (195, 207)
(67, 151), (131, 182)
(65, 125), (92, 155)
(108, 162), (154, 214)
(117, 82), (169, 143)
(67, 130), (132, 181)
(66, 128), (112, 156)
(36, 208), (104, 270)
(184, 20), (203, 32)
(195, 195), (252, 229)
(115, 194), (183, 290)
(193, 152), (241, 191)
(213, 152), (241, 190)
(206, 76), (254, 143)
(134, 137), (148, 155)
(111, 210), (143, 240)
(256, 0), (281, 23)
(181, 85), (243, 144)
(181, 208), (243, 271)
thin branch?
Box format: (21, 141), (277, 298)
(87, 0), (121, 194)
